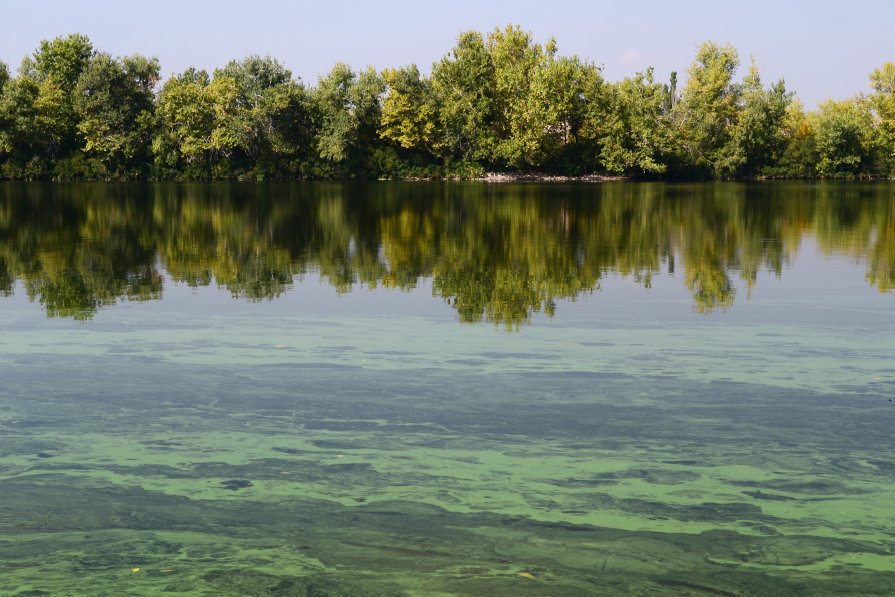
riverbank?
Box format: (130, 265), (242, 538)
(476, 172), (627, 182)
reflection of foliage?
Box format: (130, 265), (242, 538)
(866, 197), (895, 292)
(0, 182), (893, 323)
(0, 255), (12, 296)
(430, 191), (605, 327)
(684, 260), (735, 314)
(811, 185), (895, 293)
(26, 269), (98, 320)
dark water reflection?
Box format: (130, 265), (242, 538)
(1, 181), (893, 324)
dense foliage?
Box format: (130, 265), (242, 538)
(0, 28), (893, 180)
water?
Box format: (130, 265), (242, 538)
(0, 182), (894, 595)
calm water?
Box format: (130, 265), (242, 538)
(1, 182), (894, 596)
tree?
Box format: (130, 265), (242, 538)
(600, 68), (675, 176)
(152, 57), (313, 178)
(312, 63), (385, 171)
(772, 99), (817, 178)
(215, 55), (292, 102)
(31, 34), (94, 91)
(451, 26), (605, 170)
(677, 41), (740, 176)
(27, 34), (95, 161)
(536, 55), (604, 170)
(428, 25), (602, 171)
(204, 74), (250, 162)
(153, 69), (216, 175)
(0, 76), (39, 168)
(717, 60), (790, 177)
(486, 25), (551, 168)
(74, 53), (160, 176)
(812, 98), (876, 178)
(255, 80), (314, 167)
(212, 56), (313, 172)
(0, 35), (96, 176)
(430, 31), (498, 163)
(0, 61), (8, 95)
(869, 63), (895, 175)
(379, 65), (436, 152)
(0, 61), (9, 162)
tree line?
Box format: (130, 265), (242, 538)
(0, 27), (893, 180)
(2, 182), (893, 324)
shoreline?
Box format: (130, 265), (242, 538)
(474, 172), (627, 183)
(1, 173), (892, 183)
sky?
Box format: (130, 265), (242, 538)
(1, 0), (892, 108)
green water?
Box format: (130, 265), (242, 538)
(1, 182), (894, 595)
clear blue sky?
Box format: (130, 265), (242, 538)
(2, 0), (892, 107)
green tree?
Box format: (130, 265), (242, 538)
(430, 31), (498, 163)
(677, 41), (740, 176)
(428, 26), (602, 171)
(717, 60), (790, 177)
(0, 61), (8, 166)
(869, 63), (895, 175)
(27, 34), (95, 162)
(215, 55), (291, 100)
(312, 63), (385, 172)
(600, 68), (675, 176)
(486, 25), (551, 168)
(533, 55), (604, 172)
(254, 80), (315, 170)
(379, 64), (436, 152)
(771, 99), (817, 178)
(205, 75), (249, 164)
(31, 34), (94, 91)
(812, 98), (876, 178)
(32, 78), (72, 156)
(0, 76), (39, 171)
(0, 35), (95, 176)
(74, 53), (160, 176)
(153, 69), (216, 176)
(456, 26), (605, 170)
(211, 56), (313, 175)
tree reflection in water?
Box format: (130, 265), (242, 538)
(0, 182), (892, 324)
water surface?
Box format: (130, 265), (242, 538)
(1, 182), (894, 595)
